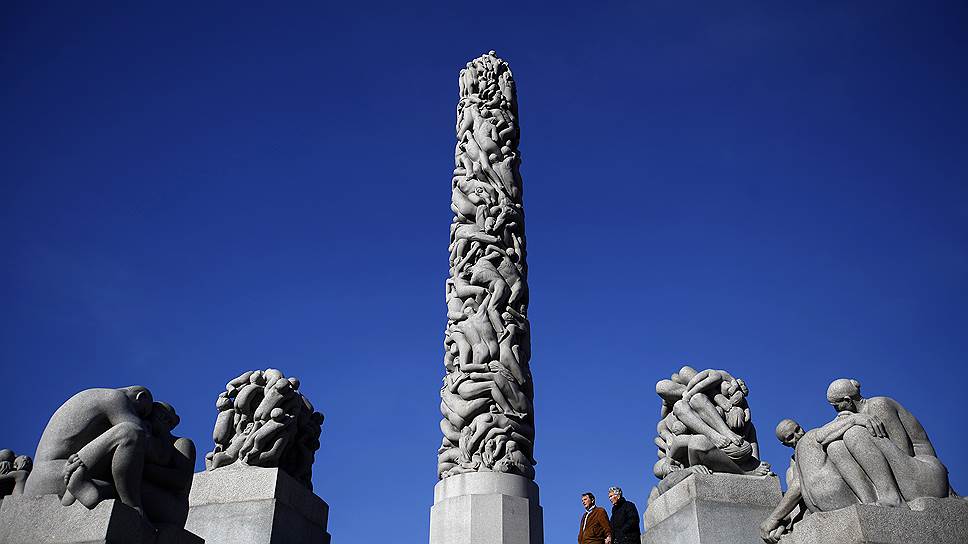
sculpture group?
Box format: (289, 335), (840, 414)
(0, 369), (326, 544)
(643, 367), (964, 544)
(1, 51), (965, 544)
(437, 50), (536, 481)
(759, 378), (957, 542)
(206, 368), (323, 490)
(650, 365), (771, 500)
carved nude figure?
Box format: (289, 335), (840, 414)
(816, 378), (950, 504)
(141, 401), (195, 528)
(25, 387), (154, 518)
(0, 449), (32, 497)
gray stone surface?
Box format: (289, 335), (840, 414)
(651, 367), (772, 502)
(430, 471), (543, 544)
(780, 496), (968, 544)
(185, 465), (329, 544)
(761, 379), (958, 542)
(438, 50), (536, 482)
(22, 386), (195, 530)
(206, 369), (323, 491)
(642, 473), (781, 544)
(0, 494), (203, 544)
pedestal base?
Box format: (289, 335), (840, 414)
(642, 473), (781, 544)
(0, 495), (203, 544)
(781, 496), (968, 544)
(429, 472), (543, 544)
(185, 466), (330, 544)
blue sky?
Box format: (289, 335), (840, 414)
(2, 2), (966, 542)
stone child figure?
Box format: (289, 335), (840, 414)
(141, 401), (196, 528)
(0, 449), (32, 497)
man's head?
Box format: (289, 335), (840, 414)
(826, 379), (862, 413)
(607, 486), (622, 505)
(581, 492), (595, 509)
(774, 419), (805, 448)
(120, 386), (154, 418)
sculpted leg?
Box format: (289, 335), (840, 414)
(673, 400), (729, 447)
(868, 433), (949, 500)
(840, 426), (904, 507)
(689, 394), (743, 445)
(66, 422), (147, 512)
(825, 440), (877, 504)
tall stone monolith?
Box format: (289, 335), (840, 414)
(430, 50), (543, 544)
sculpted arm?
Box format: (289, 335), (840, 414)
(815, 414), (859, 446)
(894, 400), (938, 457)
(760, 478), (802, 543)
(682, 370), (722, 401)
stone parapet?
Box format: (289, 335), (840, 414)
(0, 494), (202, 544)
(780, 496), (968, 544)
(185, 466), (329, 544)
(642, 473), (781, 544)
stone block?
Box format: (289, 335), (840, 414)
(0, 494), (203, 544)
(780, 496), (968, 544)
(641, 473), (781, 544)
(185, 466), (330, 544)
(430, 472), (543, 544)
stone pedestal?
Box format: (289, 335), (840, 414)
(780, 496), (968, 544)
(0, 494), (203, 544)
(642, 473), (781, 544)
(184, 466), (330, 544)
(429, 472), (543, 544)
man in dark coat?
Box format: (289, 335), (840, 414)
(607, 486), (641, 544)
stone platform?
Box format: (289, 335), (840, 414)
(642, 473), (781, 544)
(0, 494), (203, 544)
(429, 472), (543, 544)
(781, 496), (968, 544)
(184, 466), (330, 544)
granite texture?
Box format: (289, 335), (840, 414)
(438, 50), (537, 483)
(0, 494), (203, 544)
(780, 496), (968, 544)
(642, 473), (781, 544)
(430, 471), (543, 544)
(185, 465), (329, 544)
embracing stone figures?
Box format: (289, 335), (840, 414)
(438, 50), (535, 482)
(760, 378), (964, 544)
(643, 365), (781, 544)
(651, 366), (772, 500)
(205, 368), (323, 489)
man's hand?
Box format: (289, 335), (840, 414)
(605, 537), (612, 544)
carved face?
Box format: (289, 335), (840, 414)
(829, 398), (856, 413)
(775, 420), (804, 448)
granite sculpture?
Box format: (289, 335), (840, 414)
(0, 449), (32, 497)
(759, 378), (960, 543)
(205, 368), (323, 490)
(437, 50), (535, 481)
(650, 366), (772, 500)
(20, 386), (195, 529)
(429, 51), (544, 544)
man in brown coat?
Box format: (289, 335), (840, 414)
(578, 492), (612, 544)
